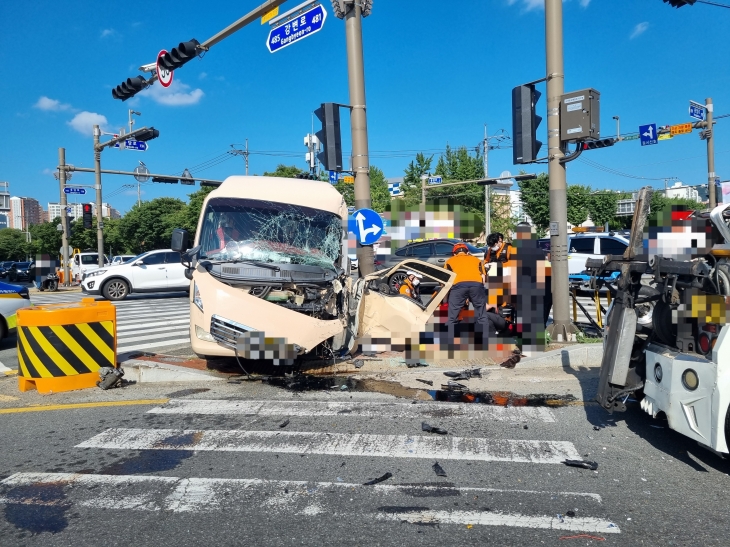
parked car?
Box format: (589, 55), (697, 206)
(111, 255), (137, 266)
(383, 238), (485, 291)
(0, 281), (31, 340)
(348, 254), (358, 271)
(567, 232), (629, 275)
(81, 249), (190, 301)
(0, 261), (15, 279)
(7, 262), (33, 283)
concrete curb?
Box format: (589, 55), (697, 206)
(516, 344), (603, 369)
(119, 359), (226, 384)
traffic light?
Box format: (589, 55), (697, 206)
(158, 39), (201, 72)
(65, 215), (73, 238)
(662, 0), (696, 7)
(581, 138), (616, 150)
(295, 173), (318, 180)
(133, 128), (160, 142)
(152, 176), (179, 184)
(82, 204), (93, 229)
(314, 103), (343, 172)
(112, 76), (148, 101)
(512, 84), (543, 165)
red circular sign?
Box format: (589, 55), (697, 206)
(156, 49), (173, 88)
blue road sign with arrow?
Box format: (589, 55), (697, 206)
(352, 208), (384, 245)
(329, 170), (338, 184)
(267, 4), (327, 53)
(113, 139), (148, 151)
(689, 103), (705, 121)
(64, 187), (86, 195)
(639, 124), (658, 146)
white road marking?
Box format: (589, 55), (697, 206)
(117, 319), (190, 332)
(149, 399), (556, 423)
(117, 338), (191, 352)
(0, 473), (611, 531)
(76, 428), (581, 463)
(0, 361), (16, 376)
(378, 509), (620, 533)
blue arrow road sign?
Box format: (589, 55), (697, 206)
(63, 187), (86, 195)
(689, 104), (705, 121)
(352, 208), (384, 245)
(329, 170), (338, 184)
(639, 124), (658, 146)
(113, 139), (148, 151)
(267, 4), (327, 53)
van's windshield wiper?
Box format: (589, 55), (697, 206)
(210, 259), (281, 271)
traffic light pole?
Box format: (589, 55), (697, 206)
(93, 125), (105, 268)
(344, 1), (374, 276)
(706, 98), (717, 209)
(58, 148), (71, 287)
(545, 0), (577, 343)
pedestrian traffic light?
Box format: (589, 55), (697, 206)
(314, 103), (343, 172)
(512, 85), (543, 165)
(133, 128), (160, 142)
(112, 76), (148, 101)
(82, 204), (93, 229)
(581, 138), (616, 150)
(158, 39), (201, 72)
(662, 0), (696, 7)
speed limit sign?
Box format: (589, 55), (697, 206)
(156, 49), (173, 88)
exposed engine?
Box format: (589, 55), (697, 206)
(245, 278), (345, 319)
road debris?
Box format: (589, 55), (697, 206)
(559, 534), (605, 541)
(416, 379), (433, 386)
(566, 510), (576, 517)
(593, 426), (602, 431)
(97, 367), (125, 390)
(563, 459), (598, 471)
(443, 368), (481, 380)
(421, 422), (448, 435)
(432, 461), (447, 477)
(498, 348), (525, 369)
(441, 381), (468, 390)
(363, 472), (393, 486)
(353, 359), (365, 369)
(279, 419), (290, 428)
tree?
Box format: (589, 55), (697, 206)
(401, 152), (433, 207)
(263, 164), (304, 178)
(28, 218), (63, 256)
(566, 184), (591, 227)
(428, 146), (486, 224)
(0, 229), (30, 261)
(517, 173), (550, 236)
(588, 191), (620, 228)
(169, 185), (216, 241)
(333, 180), (354, 206)
(119, 197), (187, 253)
(369, 166), (391, 212)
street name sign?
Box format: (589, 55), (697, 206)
(156, 50), (173, 88)
(427, 176), (443, 185)
(639, 124), (658, 146)
(114, 139), (148, 151)
(267, 4), (326, 53)
(353, 208), (384, 245)
(64, 187), (86, 195)
(670, 123), (693, 136)
(689, 103), (705, 121)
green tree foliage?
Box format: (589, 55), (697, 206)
(263, 164), (304, 178)
(489, 192), (518, 241)
(566, 184), (591, 227)
(28, 218), (63, 256)
(587, 192), (621, 228)
(120, 197), (187, 254)
(167, 185), (216, 241)
(369, 166), (391, 213)
(0, 229), (30, 261)
(427, 146), (486, 226)
(517, 173), (550, 236)
(401, 152), (433, 207)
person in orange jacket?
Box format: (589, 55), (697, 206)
(484, 233), (511, 273)
(444, 243), (488, 326)
(399, 271), (423, 303)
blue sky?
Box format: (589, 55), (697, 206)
(1, 0), (728, 215)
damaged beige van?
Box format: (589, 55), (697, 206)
(171, 176), (455, 364)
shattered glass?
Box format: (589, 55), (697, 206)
(199, 198), (343, 270)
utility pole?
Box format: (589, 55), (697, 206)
(93, 125), (105, 267)
(705, 98), (716, 208)
(58, 148), (71, 286)
(344, 1), (374, 275)
(544, 0), (577, 343)
(230, 141), (250, 175)
(484, 125), (490, 237)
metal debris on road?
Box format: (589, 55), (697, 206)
(279, 419), (290, 428)
(363, 472), (393, 486)
(353, 359), (365, 369)
(421, 422), (448, 435)
(416, 379), (433, 386)
(443, 368), (482, 380)
(442, 381), (468, 390)
(432, 461), (447, 477)
(563, 459), (599, 471)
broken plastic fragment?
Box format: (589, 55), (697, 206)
(363, 472), (393, 486)
(563, 459), (598, 471)
(422, 422), (448, 435)
(432, 462), (447, 477)
(416, 379), (434, 386)
(566, 510), (576, 518)
(279, 418), (290, 428)
(353, 360), (365, 369)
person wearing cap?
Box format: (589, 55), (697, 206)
(444, 242), (488, 326)
(399, 270), (423, 303)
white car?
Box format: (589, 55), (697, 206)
(568, 233), (630, 275)
(81, 249), (190, 301)
(0, 281), (31, 339)
(111, 255), (136, 265)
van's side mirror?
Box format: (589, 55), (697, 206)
(171, 229), (189, 253)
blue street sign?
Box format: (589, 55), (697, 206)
(427, 176), (443, 185)
(267, 4), (327, 54)
(113, 139), (148, 151)
(329, 170), (338, 184)
(352, 208), (384, 245)
(689, 103), (705, 121)
(639, 124), (658, 146)
(63, 187), (86, 195)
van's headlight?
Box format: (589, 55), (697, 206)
(195, 325), (215, 342)
(86, 269), (107, 278)
(193, 282), (203, 312)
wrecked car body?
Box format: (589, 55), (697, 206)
(172, 176), (455, 364)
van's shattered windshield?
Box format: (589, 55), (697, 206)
(199, 198), (343, 270)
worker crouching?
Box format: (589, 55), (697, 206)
(444, 243), (488, 327)
(399, 270), (423, 304)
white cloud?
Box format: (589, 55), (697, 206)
(34, 96), (72, 112)
(630, 22), (649, 40)
(100, 28), (117, 38)
(139, 79), (204, 106)
(67, 111), (109, 135)
(507, 0), (590, 11)
(42, 168), (55, 176)
(199, 72), (208, 80)
(580, 0), (591, 7)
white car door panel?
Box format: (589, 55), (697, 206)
(165, 252), (189, 289)
(131, 252), (167, 290)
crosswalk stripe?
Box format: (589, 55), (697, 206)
(0, 472), (617, 533)
(76, 428), (581, 463)
(116, 331), (190, 344)
(117, 338), (191, 352)
(148, 399), (556, 423)
(117, 322), (190, 335)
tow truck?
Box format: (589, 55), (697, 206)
(587, 186), (730, 456)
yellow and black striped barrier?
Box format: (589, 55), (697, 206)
(17, 298), (116, 394)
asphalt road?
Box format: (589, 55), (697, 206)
(0, 382), (728, 546)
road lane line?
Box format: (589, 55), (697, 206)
(149, 399), (556, 423)
(76, 428), (581, 463)
(0, 399), (169, 414)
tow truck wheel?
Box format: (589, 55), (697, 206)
(636, 285), (660, 333)
(715, 264), (730, 296)
(103, 279), (129, 301)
